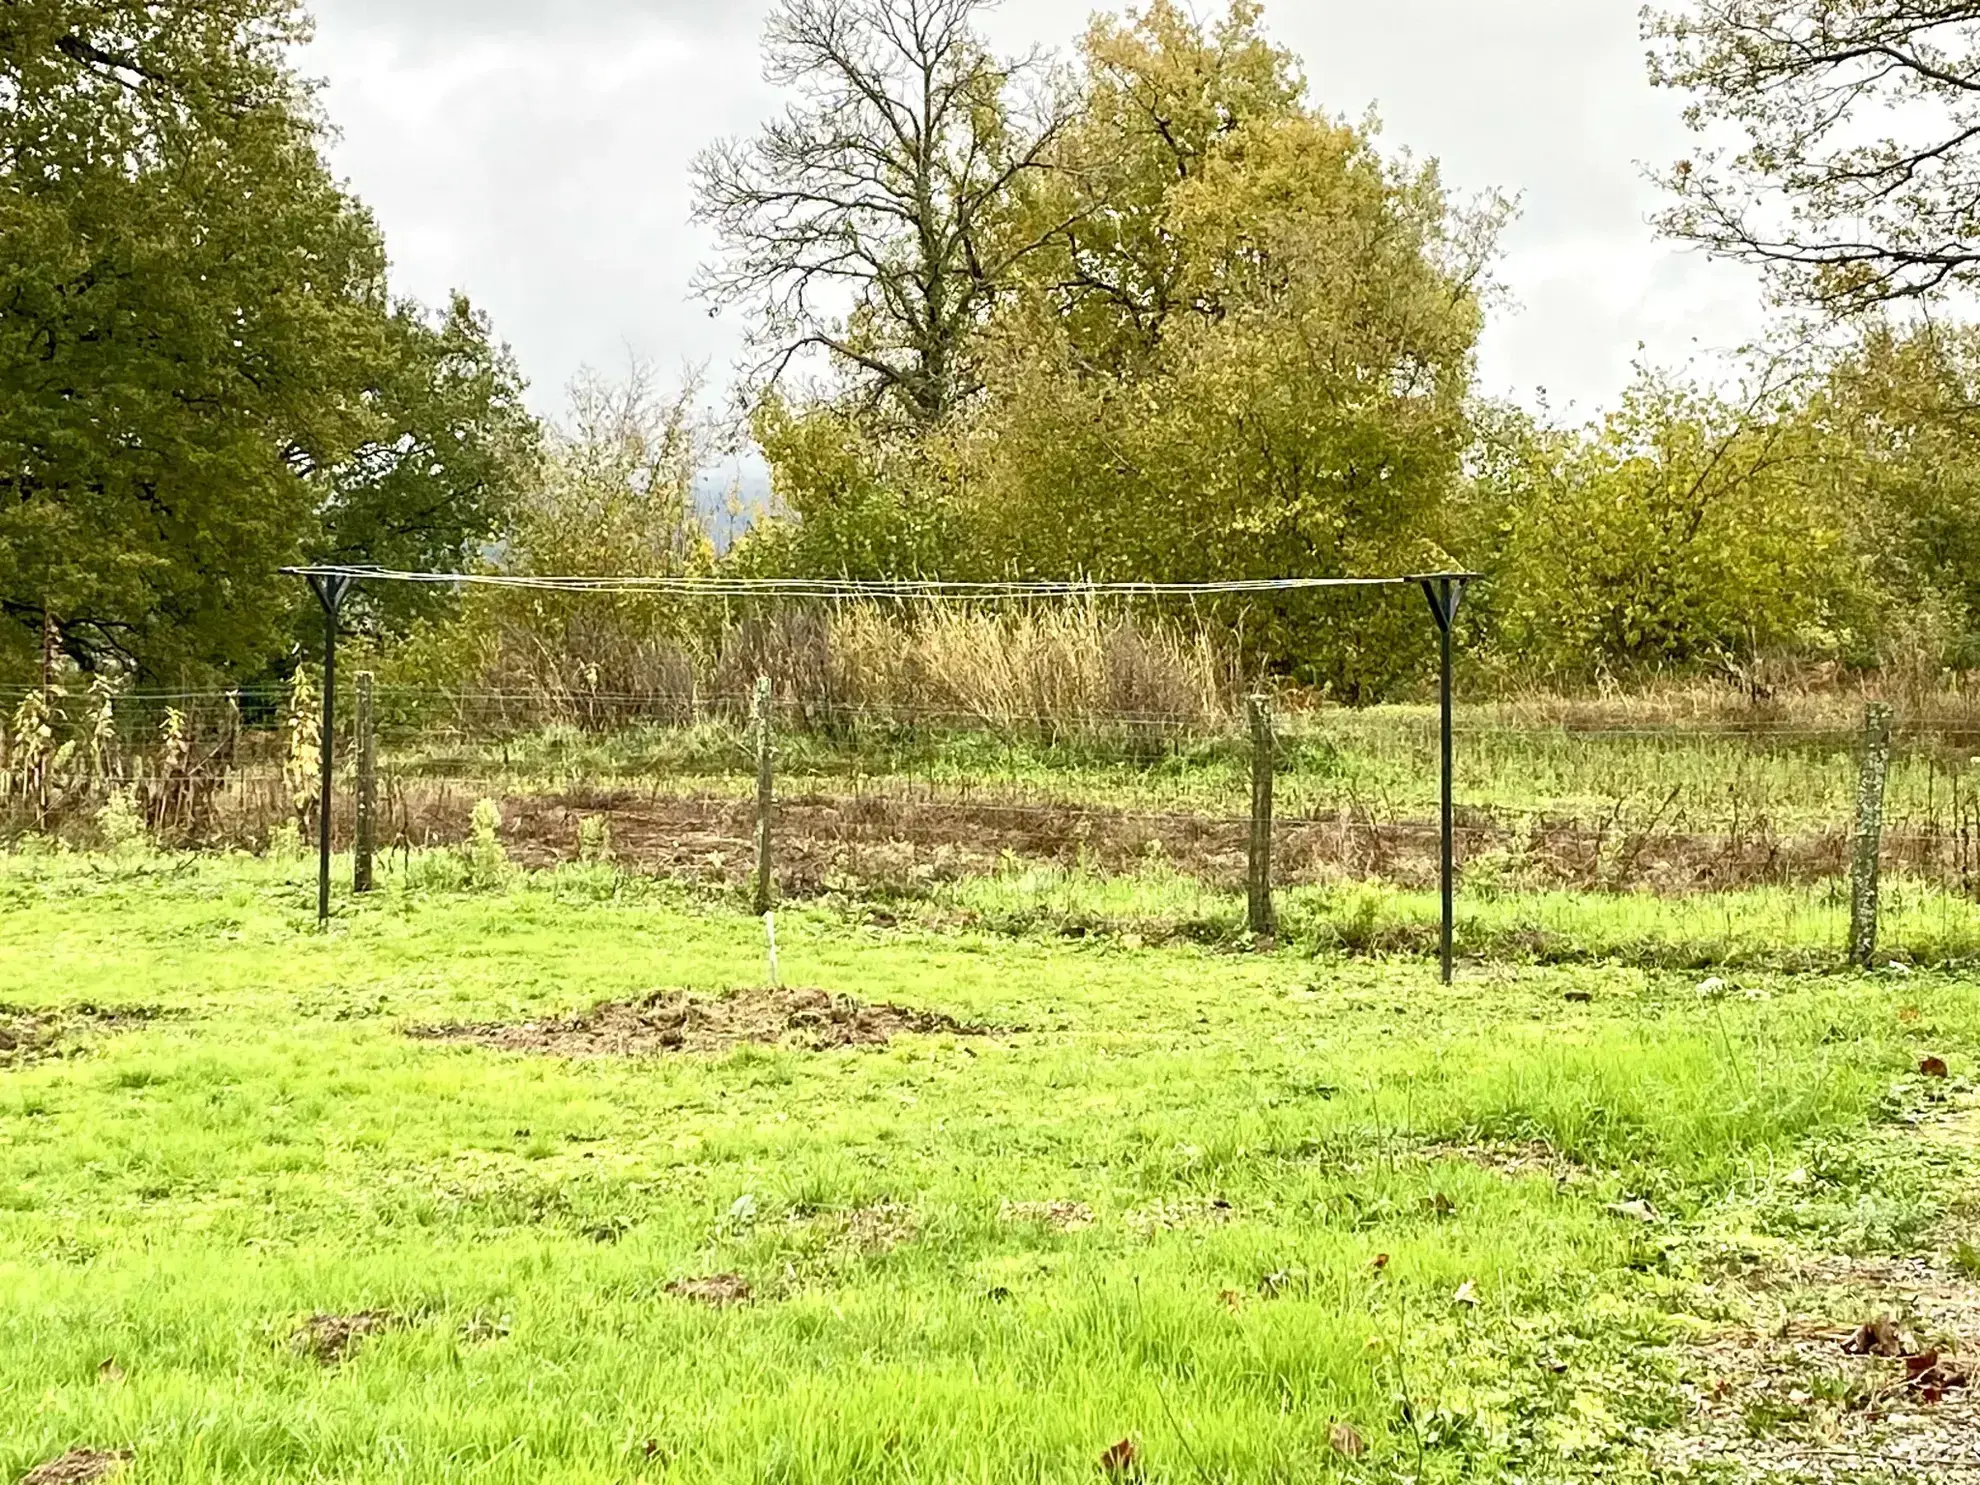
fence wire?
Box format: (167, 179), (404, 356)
(2, 682), (1977, 911)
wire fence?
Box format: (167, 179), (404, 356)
(4, 680), (1978, 898)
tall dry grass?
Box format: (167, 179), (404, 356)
(394, 598), (1248, 737)
(725, 602), (1243, 731)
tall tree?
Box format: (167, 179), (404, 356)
(0, 0), (537, 681)
(1649, 1), (1980, 312)
(745, 2), (1502, 693)
(1016, 0), (1307, 371)
(692, 0), (1074, 425)
(307, 295), (541, 644)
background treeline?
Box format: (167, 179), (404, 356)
(6, 0), (1978, 707)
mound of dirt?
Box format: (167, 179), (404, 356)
(408, 987), (996, 1058)
(0, 1005), (160, 1067)
(665, 1273), (752, 1308)
(292, 1310), (402, 1365)
(20, 1450), (131, 1485)
(999, 1199), (1095, 1232)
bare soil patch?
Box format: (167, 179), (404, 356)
(665, 1274), (752, 1308)
(19, 1450), (132, 1485)
(1422, 1138), (1586, 1186)
(1125, 1196), (1235, 1236)
(408, 987), (995, 1058)
(829, 1201), (918, 1253)
(0, 1005), (162, 1067)
(292, 1310), (402, 1365)
(397, 785), (1961, 896)
(999, 1199), (1095, 1232)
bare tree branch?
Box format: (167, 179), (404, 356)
(691, 0), (1074, 424)
(1650, 1), (1980, 313)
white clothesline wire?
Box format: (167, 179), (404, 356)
(282, 566), (1480, 600)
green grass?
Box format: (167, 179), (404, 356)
(0, 850), (1973, 1482)
(920, 860), (1980, 969)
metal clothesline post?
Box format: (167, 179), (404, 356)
(1421, 575), (1469, 986)
(305, 571), (356, 927)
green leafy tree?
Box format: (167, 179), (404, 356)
(307, 294), (541, 644)
(1459, 365), (1864, 685)
(743, 2), (1498, 692)
(958, 3), (1500, 691)
(0, 1), (537, 682)
(739, 396), (973, 579)
(1810, 322), (1980, 666)
(1011, 0), (1308, 373)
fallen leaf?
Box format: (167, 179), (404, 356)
(1905, 1350), (1941, 1380)
(1097, 1437), (1140, 1479)
(1920, 1056), (1950, 1078)
(1327, 1421), (1367, 1459)
(1903, 1352), (1968, 1402)
(1453, 1279), (1478, 1307)
(1218, 1288), (1244, 1312)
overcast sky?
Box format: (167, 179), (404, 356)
(304, 0), (1767, 427)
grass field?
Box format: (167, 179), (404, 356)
(1, 850), (1976, 1482)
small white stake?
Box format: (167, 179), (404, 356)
(764, 911), (779, 987)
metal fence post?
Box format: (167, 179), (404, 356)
(1247, 694), (1276, 939)
(354, 670), (377, 894)
(1850, 702), (1895, 968)
(753, 676), (775, 916)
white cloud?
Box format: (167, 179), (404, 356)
(305, 0), (1769, 420)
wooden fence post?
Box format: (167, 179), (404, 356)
(1247, 694), (1276, 940)
(1849, 702), (1894, 968)
(353, 671), (377, 893)
(753, 676), (775, 916)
